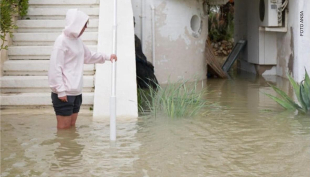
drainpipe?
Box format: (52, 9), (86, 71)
(150, 4), (155, 65)
(110, 0), (118, 141)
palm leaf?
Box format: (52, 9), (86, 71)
(269, 84), (302, 110)
(305, 69), (310, 85)
(287, 74), (305, 109)
(265, 93), (296, 110)
(264, 70), (310, 114)
(300, 84), (310, 111)
(304, 69), (310, 104)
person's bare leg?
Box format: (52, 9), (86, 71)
(71, 113), (78, 126)
(57, 115), (72, 129)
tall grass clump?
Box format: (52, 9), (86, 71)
(265, 69), (310, 114)
(138, 79), (208, 118)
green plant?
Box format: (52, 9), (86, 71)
(226, 13), (234, 40)
(208, 4), (234, 42)
(265, 70), (310, 114)
(138, 79), (209, 118)
(1, 0), (29, 50)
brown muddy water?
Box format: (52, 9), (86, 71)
(1, 74), (310, 177)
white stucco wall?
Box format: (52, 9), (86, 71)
(235, 0), (310, 82)
(132, 0), (208, 83)
(276, 0), (310, 82)
(93, 0), (138, 119)
(294, 1), (310, 81)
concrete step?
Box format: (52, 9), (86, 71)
(3, 60), (95, 76)
(8, 45), (97, 60)
(12, 32), (98, 46)
(16, 20), (98, 33)
(0, 76), (94, 93)
(24, 7), (99, 20)
(28, 0), (99, 6)
(0, 92), (94, 106)
(1, 1), (99, 107)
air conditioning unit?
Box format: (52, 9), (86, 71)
(259, 0), (283, 27)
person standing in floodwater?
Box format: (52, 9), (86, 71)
(48, 9), (117, 129)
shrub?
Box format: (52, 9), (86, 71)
(1, 0), (29, 50)
(208, 4), (234, 42)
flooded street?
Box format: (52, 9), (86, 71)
(1, 75), (310, 177)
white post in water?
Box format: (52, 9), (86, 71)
(110, 0), (117, 141)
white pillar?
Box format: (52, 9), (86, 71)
(296, 0), (310, 81)
(93, 0), (138, 119)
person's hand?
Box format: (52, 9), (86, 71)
(59, 96), (68, 102)
(110, 54), (117, 62)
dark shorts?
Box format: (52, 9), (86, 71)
(51, 93), (82, 116)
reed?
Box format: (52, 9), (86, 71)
(138, 79), (209, 118)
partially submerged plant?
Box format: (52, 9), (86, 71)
(265, 70), (310, 114)
(138, 79), (208, 118)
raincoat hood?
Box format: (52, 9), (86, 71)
(63, 9), (89, 38)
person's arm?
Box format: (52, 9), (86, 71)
(83, 44), (117, 63)
(83, 43), (109, 64)
(48, 47), (67, 99)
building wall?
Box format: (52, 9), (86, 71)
(0, 33), (11, 77)
(132, 0), (208, 84)
(276, 0), (310, 82)
(234, 0), (247, 52)
(1, 15), (16, 77)
(235, 0), (310, 82)
(298, 2), (310, 81)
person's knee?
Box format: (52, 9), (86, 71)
(71, 119), (76, 126)
(57, 121), (71, 129)
(57, 124), (71, 129)
(70, 113), (78, 126)
(57, 115), (72, 129)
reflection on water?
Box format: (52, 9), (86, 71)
(43, 128), (84, 175)
(1, 74), (310, 176)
